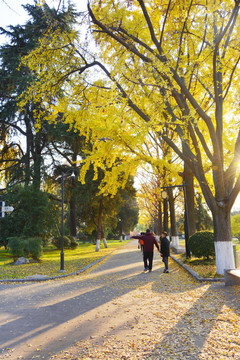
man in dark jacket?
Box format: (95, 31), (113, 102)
(131, 229), (160, 272)
(160, 231), (170, 273)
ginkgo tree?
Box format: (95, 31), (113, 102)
(86, 0), (240, 274)
(19, 0), (240, 274)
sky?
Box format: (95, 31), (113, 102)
(0, 0), (31, 28)
(0, 0), (87, 37)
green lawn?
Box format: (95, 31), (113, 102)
(0, 240), (127, 280)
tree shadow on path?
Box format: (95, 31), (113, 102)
(145, 266), (240, 359)
(0, 241), (217, 359)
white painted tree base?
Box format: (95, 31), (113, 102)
(171, 236), (179, 248)
(215, 241), (235, 275)
(103, 238), (108, 248)
(95, 239), (100, 252)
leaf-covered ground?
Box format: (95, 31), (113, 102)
(51, 264), (240, 360)
(173, 253), (221, 278)
(173, 240), (240, 278)
(0, 240), (239, 360)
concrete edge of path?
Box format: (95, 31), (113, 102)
(0, 242), (224, 284)
(171, 254), (224, 282)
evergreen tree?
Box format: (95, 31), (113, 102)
(116, 180), (139, 239)
(0, 3), (78, 188)
(74, 165), (138, 247)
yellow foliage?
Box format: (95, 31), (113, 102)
(18, 0), (240, 209)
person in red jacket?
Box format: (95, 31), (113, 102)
(131, 229), (160, 272)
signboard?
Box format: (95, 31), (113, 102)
(0, 195), (14, 217)
(2, 206), (14, 213)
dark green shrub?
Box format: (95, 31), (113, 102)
(8, 237), (42, 261)
(67, 236), (78, 250)
(8, 237), (26, 260)
(188, 231), (215, 259)
(27, 237), (43, 260)
(52, 235), (72, 250)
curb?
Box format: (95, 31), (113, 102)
(171, 254), (224, 282)
(0, 243), (127, 284)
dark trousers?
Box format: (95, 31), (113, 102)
(162, 256), (168, 270)
(143, 251), (153, 270)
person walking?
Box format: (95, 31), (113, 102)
(131, 229), (160, 272)
(160, 231), (170, 273)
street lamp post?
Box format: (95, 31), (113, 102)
(60, 169), (75, 272)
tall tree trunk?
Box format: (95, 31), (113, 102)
(101, 223), (108, 248)
(25, 116), (31, 186)
(153, 217), (158, 236)
(184, 162), (196, 237)
(32, 130), (42, 191)
(157, 200), (162, 237)
(168, 188), (179, 248)
(157, 201), (162, 240)
(213, 207), (235, 275)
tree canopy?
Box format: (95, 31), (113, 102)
(17, 0), (240, 273)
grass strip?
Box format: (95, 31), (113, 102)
(0, 240), (127, 280)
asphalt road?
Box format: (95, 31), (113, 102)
(0, 240), (239, 360)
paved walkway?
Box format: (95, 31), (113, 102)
(0, 240), (240, 360)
